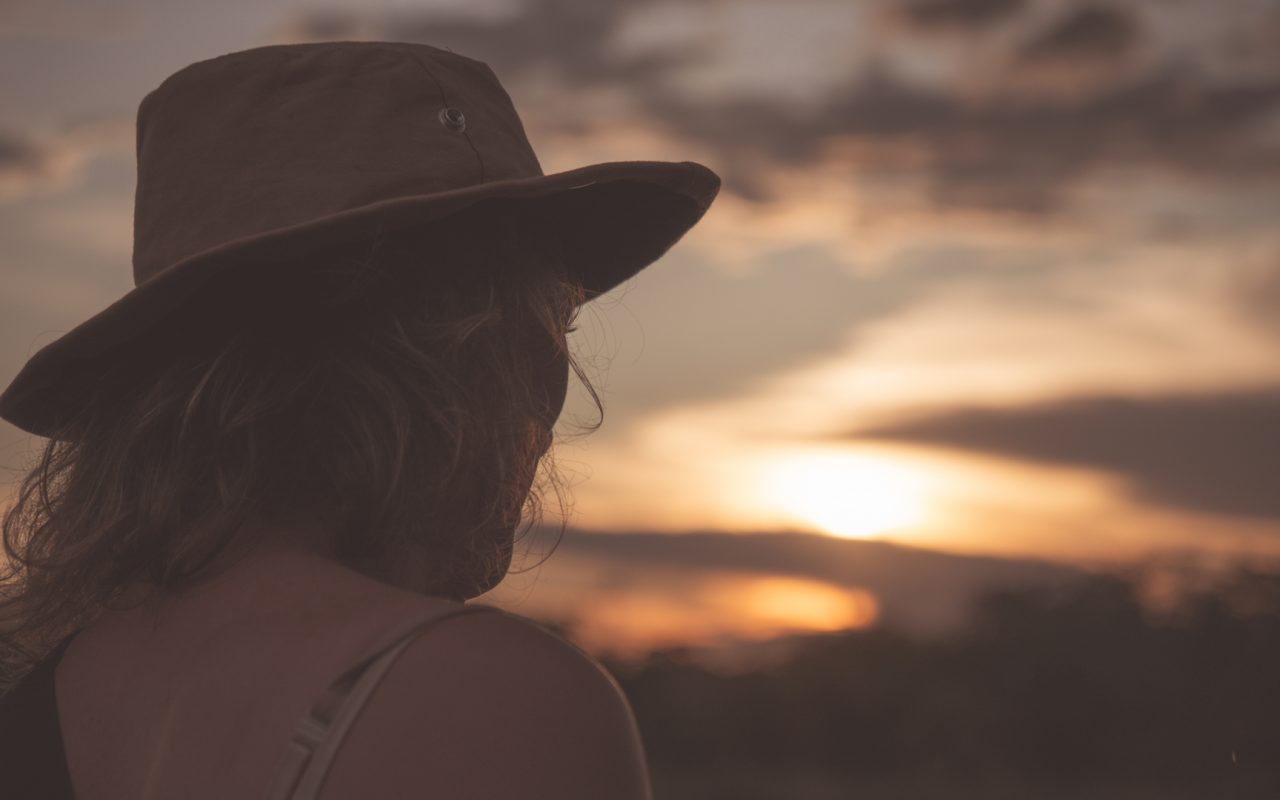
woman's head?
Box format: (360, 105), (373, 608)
(0, 205), (603, 675)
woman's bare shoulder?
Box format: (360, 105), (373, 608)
(318, 604), (653, 799)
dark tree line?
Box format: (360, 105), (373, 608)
(591, 566), (1280, 799)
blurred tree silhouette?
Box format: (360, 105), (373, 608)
(591, 565), (1280, 799)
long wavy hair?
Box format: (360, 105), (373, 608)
(0, 203), (604, 691)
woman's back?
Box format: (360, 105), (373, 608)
(50, 541), (651, 799)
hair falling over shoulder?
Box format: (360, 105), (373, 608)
(0, 207), (605, 692)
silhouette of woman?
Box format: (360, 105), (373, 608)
(0, 42), (719, 798)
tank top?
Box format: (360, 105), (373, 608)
(0, 602), (502, 799)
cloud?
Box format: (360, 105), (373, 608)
(849, 387), (1280, 522)
(517, 527), (1086, 637)
(270, 0), (702, 95)
(0, 132), (47, 186)
(1018, 4), (1140, 64)
(0, 116), (133, 201)
(896, 0), (1027, 30)
(267, 0), (1280, 219)
(573, 241), (954, 416)
(0, 130), (81, 201)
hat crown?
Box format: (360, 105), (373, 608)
(133, 41), (543, 287)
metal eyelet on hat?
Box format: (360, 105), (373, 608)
(438, 107), (466, 133)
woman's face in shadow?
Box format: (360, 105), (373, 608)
(387, 321), (570, 600)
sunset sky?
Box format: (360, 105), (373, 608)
(3, 0), (1279, 659)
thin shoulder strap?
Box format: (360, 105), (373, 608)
(264, 602), (502, 800)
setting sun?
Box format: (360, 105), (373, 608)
(762, 451), (929, 539)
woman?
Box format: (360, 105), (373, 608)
(0, 42), (719, 798)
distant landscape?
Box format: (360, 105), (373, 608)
(571, 556), (1280, 799)
(481, 526), (1268, 665)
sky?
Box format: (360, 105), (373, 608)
(2, 0), (1279, 658)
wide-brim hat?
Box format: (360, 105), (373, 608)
(1, 41), (721, 439)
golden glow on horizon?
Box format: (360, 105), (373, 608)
(565, 571), (880, 659)
(736, 576), (879, 632)
(761, 451), (929, 539)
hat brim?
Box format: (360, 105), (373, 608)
(0, 159), (720, 438)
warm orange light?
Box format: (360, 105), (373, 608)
(570, 571), (879, 659)
(730, 575), (878, 632)
(761, 451), (928, 539)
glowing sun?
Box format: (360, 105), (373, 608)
(762, 451), (928, 539)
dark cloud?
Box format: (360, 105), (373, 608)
(0, 130), (50, 185)
(272, 0), (1280, 216)
(545, 527), (1084, 636)
(0, 115), (132, 197)
(286, 8), (369, 41)
(273, 0), (701, 100)
(850, 387), (1280, 522)
(897, 0), (1027, 30)
(654, 64), (1280, 213)
(1019, 5), (1140, 64)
